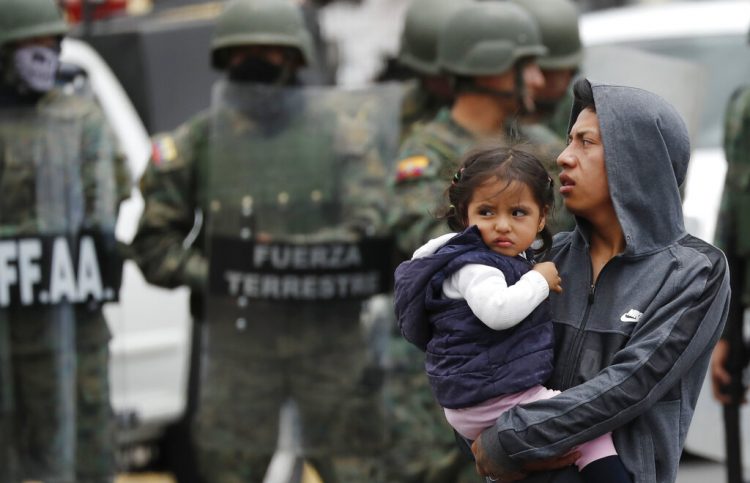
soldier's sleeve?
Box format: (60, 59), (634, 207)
(387, 129), (452, 258)
(130, 114), (209, 291)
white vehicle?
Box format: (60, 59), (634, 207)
(580, 0), (750, 466)
(60, 37), (192, 458)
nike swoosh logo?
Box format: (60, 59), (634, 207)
(620, 309), (643, 323)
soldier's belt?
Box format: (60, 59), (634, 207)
(0, 232), (122, 307)
(208, 237), (394, 301)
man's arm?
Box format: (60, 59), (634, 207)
(130, 118), (208, 291)
(474, 246), (730, 477)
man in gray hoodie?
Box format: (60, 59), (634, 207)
(471, 79), (731, 483)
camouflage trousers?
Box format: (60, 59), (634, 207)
(196, 448), (387, 483)
(194, 318), (388, 483)
(0, 309), (116, 483)
(383, 336), (484, 483)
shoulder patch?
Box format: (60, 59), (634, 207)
(395, 155), (430, 183)
(151, 135), (178, 166)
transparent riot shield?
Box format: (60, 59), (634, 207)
(198, 81), (403, 462)
(0, 95), (121, 482)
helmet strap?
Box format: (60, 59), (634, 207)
(454, 76), (516, 100)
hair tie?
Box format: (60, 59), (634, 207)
(452, 167), (465, 185)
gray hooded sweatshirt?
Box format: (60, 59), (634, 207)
(477, 81), (730, 483)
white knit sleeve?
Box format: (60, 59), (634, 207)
(443, 264), (550, 330)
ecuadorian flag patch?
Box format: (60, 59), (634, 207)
(151, 136), (177, 166)
(395, 155), (430, 183)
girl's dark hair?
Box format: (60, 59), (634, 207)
(572, 78), (596, 113)
(438, 145), (556, 254)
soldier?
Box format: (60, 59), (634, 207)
(0, 0), (131, 482)
(509, 0), (583, 140)
(131, 0), (401, 481)
(394, 0), (470, 139)
(391, 0), (551, 259)
(384, 3), (555, 482)
(710, 29), (750, 482)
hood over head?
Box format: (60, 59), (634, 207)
(568, 80), (691, 256)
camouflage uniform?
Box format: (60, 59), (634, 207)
(132, 3), (400, 480)
(399, 79), (447, 142)
(134, 82), (401, 483)
(0, 0), (129, 480)
(0, 85), (130, 483)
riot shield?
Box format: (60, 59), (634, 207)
(199, 81), (403, 460)
(0, 94), (121, 481)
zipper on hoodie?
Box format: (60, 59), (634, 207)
(560, 253), (623, 388)
(562, 281), (596, 389)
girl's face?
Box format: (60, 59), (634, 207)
(466, 177), (546, 257)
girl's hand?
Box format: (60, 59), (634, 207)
(533, 261), (563, 293)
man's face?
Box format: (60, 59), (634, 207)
(556, 108), (612, 217)
(473, 60), (545, 113)
(520, 61), (545, 112)
(536, 68), (575, 104)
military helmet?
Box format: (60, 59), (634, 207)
(397, 0), (471, 75)
(438, 1), (546, 77)
(0, 0), (68, 50)
(509, 0), (582, 70)
(211, 0), (314, 70)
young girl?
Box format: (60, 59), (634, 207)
(393, 146), (631, 482)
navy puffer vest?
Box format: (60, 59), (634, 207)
(396, 227), (554, 409)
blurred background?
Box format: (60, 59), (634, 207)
(51, 0), (750, 481)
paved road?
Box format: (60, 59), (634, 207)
(115, 455), (736, 482)
(677, 454), (731, 483)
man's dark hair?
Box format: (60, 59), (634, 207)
(572, 78), (595, 113)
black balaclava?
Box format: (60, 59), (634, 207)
(228, 55), (298, 86)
